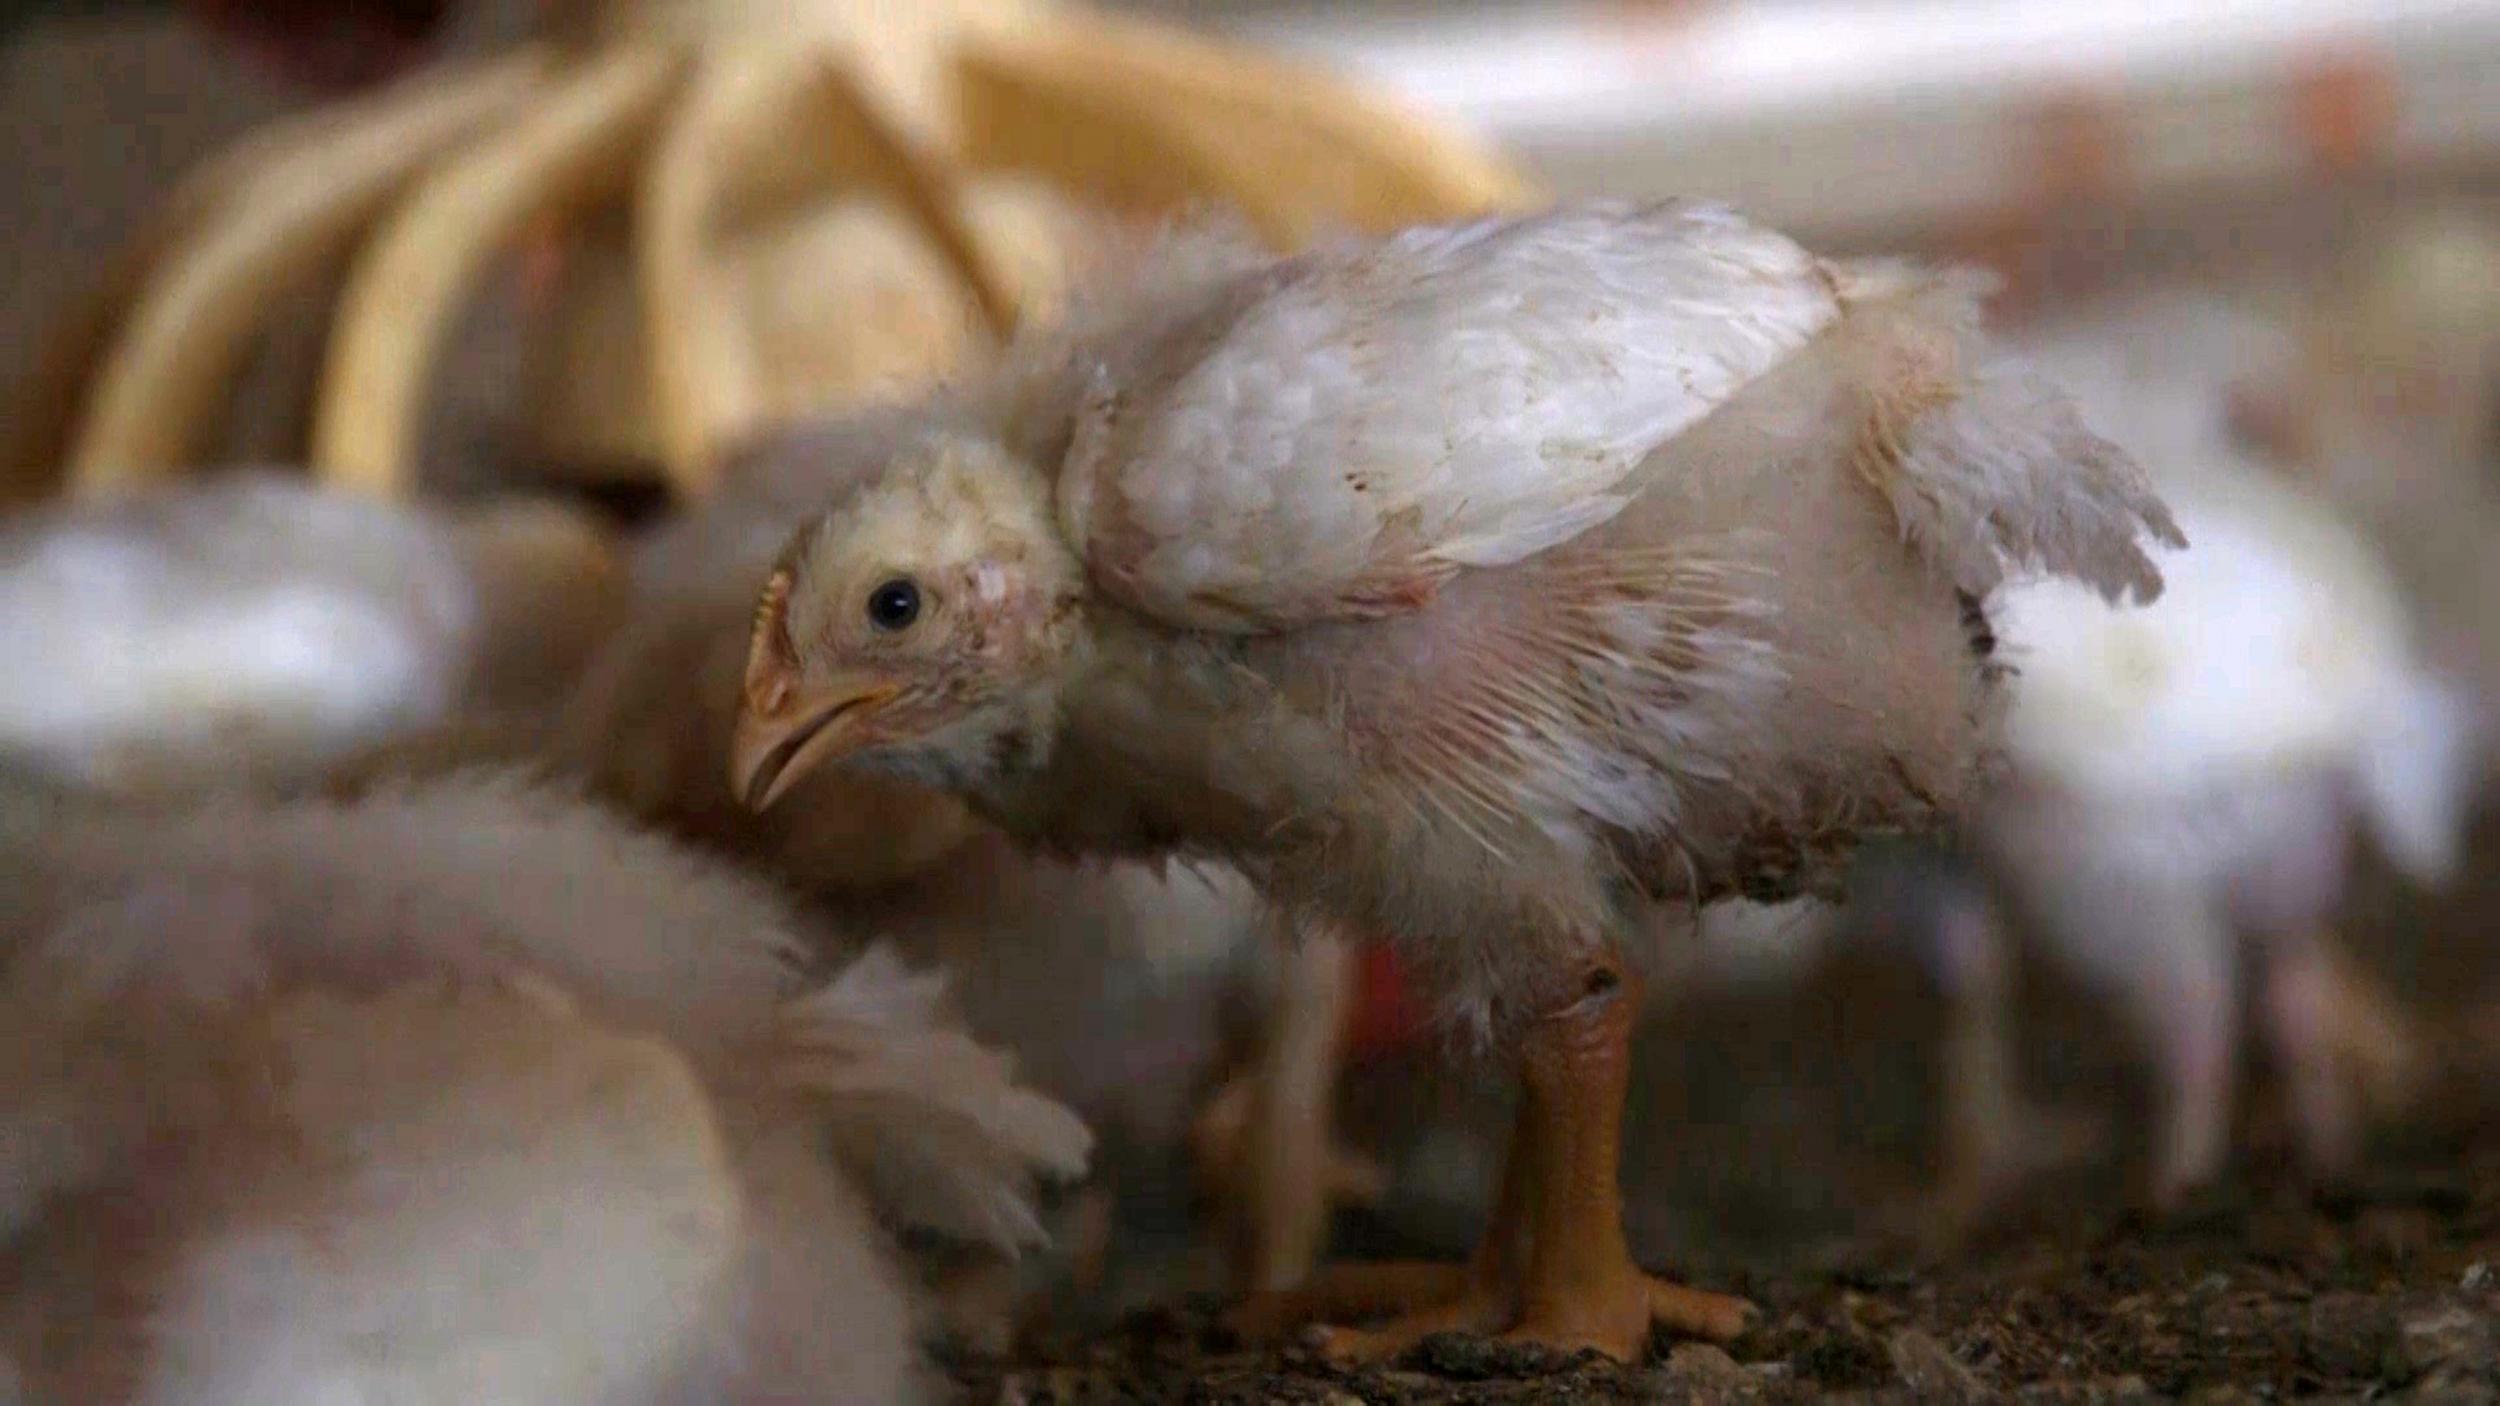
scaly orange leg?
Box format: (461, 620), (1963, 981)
(1502, 962), (1754, 1357)
(1227, 957), (1754, 1364)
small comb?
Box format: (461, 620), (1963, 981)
(745, 568), (799, 716)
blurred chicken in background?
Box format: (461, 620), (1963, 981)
(1930, 305), (2481, 1215)
(0, 474), (619, 796)
(0, 772), (1085, 1404)
(1980, 460), (2472, 1208)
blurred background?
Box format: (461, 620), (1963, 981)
(16, 0), (2500, 348)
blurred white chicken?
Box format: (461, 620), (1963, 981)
(0, 473), (621, 795)
(1982, 467), (2472, 1206)
(1957, 303), (2484, 1208)
(0, 772), (1087, 1405)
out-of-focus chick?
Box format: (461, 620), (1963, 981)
(0, 772), (1086, 1405)
(0, 474), (620, 795)
(730, 201), (2178, 1359)
(1980, 462), (2476, 1207)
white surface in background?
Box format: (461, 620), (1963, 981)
(1231, 0), (2500, 232)
(1240, 0), (2479, 136)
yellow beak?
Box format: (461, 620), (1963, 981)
(729, 675), (898, 812)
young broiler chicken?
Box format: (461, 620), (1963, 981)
(0, 473), (619, 795)
(726, 200), (2181, 1360)
(0, 771), (1086, 1404)
(543, 413), (1283, 1321)
(1975, 454), (2479, 1210)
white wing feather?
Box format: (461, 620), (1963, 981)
(1058, 201), (1840, 631)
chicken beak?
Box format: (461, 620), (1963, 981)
(730, 678), (898, 812)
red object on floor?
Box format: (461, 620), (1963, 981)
(1345, 944), (1423, 1062)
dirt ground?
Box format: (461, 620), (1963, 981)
(952, 1139), (2500, 1403)
(949, 818), (2500, 1404)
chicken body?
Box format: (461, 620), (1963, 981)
(0, 773), (1087, 1404)
(1979, 459), (2474, 1207)
(733, 202), (2179, 1360)
(0, 473), (618, 794)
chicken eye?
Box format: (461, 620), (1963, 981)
(866, 577), (922, 631)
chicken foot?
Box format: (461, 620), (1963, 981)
(1226, 958), (1754, 1364)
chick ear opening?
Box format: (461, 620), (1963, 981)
(745, 569), (801, 714)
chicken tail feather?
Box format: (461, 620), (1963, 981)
(1838, 263), (2187, 605)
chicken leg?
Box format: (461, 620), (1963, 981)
(1190, 928), (1389, 1294)
(2261, 925), (2426, 1184)
(1923, 894), (2102, 1236)
(1227, 957), (1754, 1364)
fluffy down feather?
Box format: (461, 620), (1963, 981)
(0, 774), (1086, 1405)
(1831, 264), (2179, 606)
(0, 475), (620, 795)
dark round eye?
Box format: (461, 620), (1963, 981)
(865, 577), (921, 631)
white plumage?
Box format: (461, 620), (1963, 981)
(1992, 469), (2476, 871)
(1962, 307), (2480, 1206)
(0, 475), (619, 795)
(0, 774), (1087, 1405)
(1057, 201), (1842, 631)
